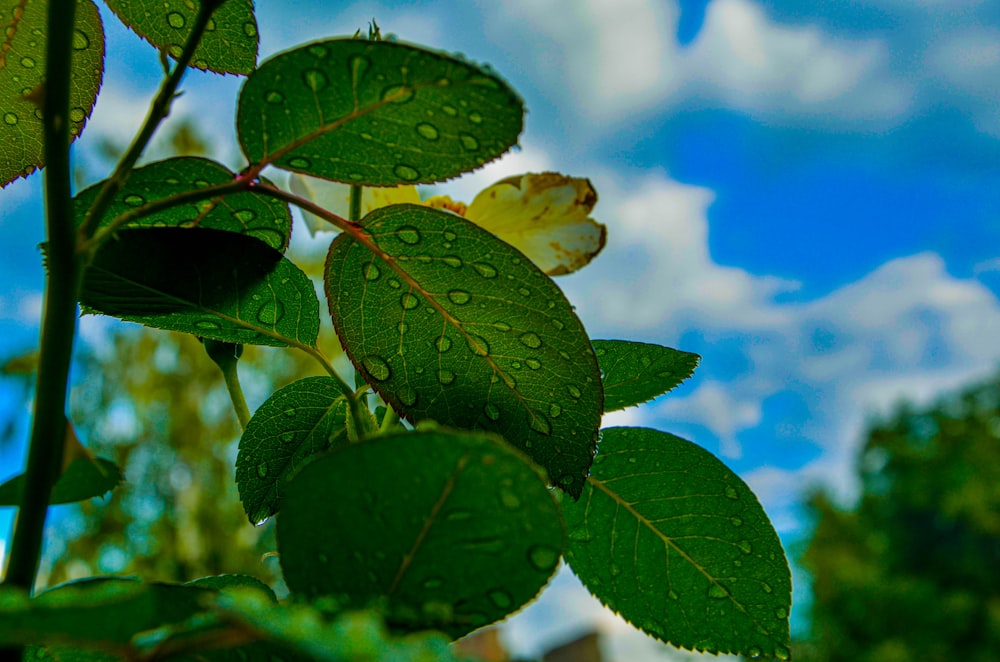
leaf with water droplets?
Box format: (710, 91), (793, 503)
(237, 39), (523, 185)
(76, 157), (293, 251)
(236, 377), (349, 524)
(594, 340), (700, 412)
(104, 0), (257, 75)
(0, 458), (123, 506)
(80, 227), (319, 347)
(277, 429), (564, 638)
(0, 0), (105, 187)
(562, 427), (791, 657)
(325, 204), (603, 497)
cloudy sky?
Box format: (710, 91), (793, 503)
(3, 0), (1000, 659)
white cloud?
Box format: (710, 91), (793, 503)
(657, 381), (763, 459)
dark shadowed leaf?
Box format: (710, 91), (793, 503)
(0, 458), (123, 506)
(562, 427), (791, 659)
(80, 227), (319, 348)
(277, 430), (564, 638)
(237, 39), (522, 185)
(594, 340), (699, 412)
(325, 204), (602, 497)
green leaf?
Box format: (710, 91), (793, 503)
(80, 227), (319, 348)
(104, 0), (257, 75)
(594, 340), (700, 412)
(237, 39), (523, 185)
(76, 157), (292, 251)
(236, 377), (349, 524)
(277, 430), (564, 638)
(217, 588), (461, 662)
(325, 204), (602, 497)
(562, 427), (792, 659)
(0, 0), (105, 187)
(186, 574), (277, 603)
(0, 457), (123, 506)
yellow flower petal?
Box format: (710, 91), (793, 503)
(465, 173), (606, 276)
(288, 174), (420, 235)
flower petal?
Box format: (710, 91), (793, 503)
(288, 174), (421, 235)
(466, 173), (606, 275)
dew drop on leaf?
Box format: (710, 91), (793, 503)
(498, 489), (521, 510)
(566, 384), (582, 399)
(422, 577), (444, 590)
(725, 485), (739, 500)
(731, 517), (743, 527)
(484, 403), (500, 421)
(437, 369), (456, 385)
(195, 320), (222, 331)
(280, 432), (295, 444)
(441, 104), (458, 116)
(472, 262), (498, 278)
(363, 263), (381, 281)
(288, 157), (311, 169)
(775, 646), (791, 661)
(466, 334), (490, 356)
(762, 583), (773, 594)
(256, 462), (269, 478)
(527, 544), (559, 572)
(458, 133), (480, 151)
(549, 403), (562, 418)
(123, 194), (145, 207)
(737, 540), (752, 555)
(668, 590), (679, 601)
(415, 122), (440, 140)
(448, 290), (471, 305)
(468, 111), (483, 124)
(435, 336), (452, 353)
(167, 12), (185, 28)
(396, 225), (422, 245)
(3, 113), (17, 125)
(517, 287), (531, 297)
(488, 589), (513, 609)
(775, 607), (787, 619)
(519, 332), (542, 349)
(708, 583), (729, 599)
(256, 300), (284, 325)
(362, 355), (392, 381)
(525, 358), (541, 370)
(400, 293), (419, 310)
(381, 84), (415, 103)
(394, 164), (420, 181)
(283, 408), (296, 418)
(72, 29), (89, 50)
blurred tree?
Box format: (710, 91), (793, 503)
(795, 373), (1000, 661)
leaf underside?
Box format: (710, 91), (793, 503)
(0, 458), (123, 507)
(562, 427), (792, 659)
(80, 227), (319, 347)
(325, 204), (603, 497)
(237, 38), (523, 185)
(594, 339), (700, 412)
(277, 430), (564, 639)
(0, 0), (105, 187)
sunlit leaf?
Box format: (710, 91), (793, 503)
(76, 157), (293, 251)
(325, 204), (602, 497)
(80, 227), (319, 348)
(0, 458), (123, 507)
(277, 430), (564, 638)
(562, 427), (792, 659)
(238, 39), (523, 185)
(104, 0), (257, 75)
(594, 340), (700, 412)
(236, 377), (348, 524)
(0, 0), (105, 187)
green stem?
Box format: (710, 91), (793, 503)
(349, 184), (363, 223)
(379, 407), (400, 433)
(203, 340), (251, 429)
(77, 1), (220, 242)
(2, 0), (78, 593)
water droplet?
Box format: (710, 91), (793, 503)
(525, 358), (542, 370)
(362, 356), (391, 381)
(472, 262), (498, 278)
(434, 336), (452, 353)
(443, 231), (458, 242)
(488, 589), (513, 609)
(400, 293), (419, 310)
(3, 112), (17, 125)
(499, 489), (521, 510)
(382, 84), (415, 103)
(548, 403), (562, 418)
(747, 646), (763, 658)
(737, 540), (752, 555)
(762, 583), (773, 594)
(627, 456), (638, 464)
(527, 545), (559, 572)
(415, 122), (439, 140)
(448, 290), (471, 305)
(194, 319), (221, 331)
(775, 645), (791, 661)
(518, 287), (531, 297)
(280, 431), (295, 444)
(446, 510), (472, 521)
(283, 408), (296, 418)
(511, 361), (522, 370)
(437, 370), (456, 385)
(566, 385), (582, 399)
(468, 111), (483, 124)
(519, 332), (542, 349)
(458, 133), (480, 151)
(308, 44), (328, 59)
(399, 386), (418, 406)
(725, 486), (739, 500)
(167, 12), (185, 28)
(363, 263), (380, 281)
(265, 90), (284, 104)
(388, 278), (401, 289)
(775, 607), (787, 619)
(441, 104), (458, 116)
(302, 69), (329, 92)
(168, 44), (182, 58)
(72, 29), (90, 50)
(530, 414), (552, 435)
(422, 577), (444, 590)
(463, 538), (504, 554)
(347, 53), (369, 82)
(466, 334), (490, 356)
(69, 107), (85, 123)
(288, 156), (311, 169)
(256, 462), (268, 478)
(257, 300), (285, 326)
(123, 194), (145, 207)
(708, 584), (729, 599)
(439, 255), (463, 269)
(484, 403), (500, 421)
(394, 164), (420, 181)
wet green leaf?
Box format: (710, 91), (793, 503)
(277, 430), (564, 638)
(185, 574), (277, 603)
(562, 427), (792, 658)
(236, 377), (349, 524)
(0, 457), (123, 506)
(325, 204), (602, 497)
(104, 0), (257, 75)
(76, 157), (293, 251)
(237, 39), (523, 185)
(0, 0), (105, 187)
(80, 227), (319, 348)
(594, 340), (700, 412)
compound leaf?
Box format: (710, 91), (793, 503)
(277, 430), (564, 638)
(237, 39), (522, 185)
(236, 377), (349, 524)
(76, 157), (292, 251)
(0, 0), (104, 187)
(80, 227), (319, 348)
(0, 457), (123, 506)
(325, 204), (602, 497)
(562, 427), (792, 659)
(104, 0), (257, 75)
(595, 340), (700, 412)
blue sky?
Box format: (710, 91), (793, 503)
(3, 0), (1000, 659)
